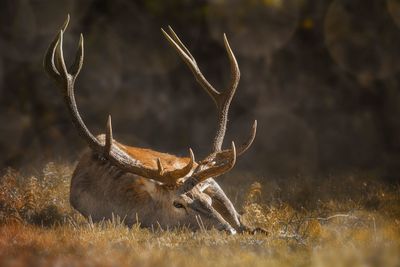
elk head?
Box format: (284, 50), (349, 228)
(44, 16), (259, 234)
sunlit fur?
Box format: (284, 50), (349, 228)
(70, 136), (237, 233)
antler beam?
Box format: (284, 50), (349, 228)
(162, 27), (257, 184)
(44, 16), (194, 185)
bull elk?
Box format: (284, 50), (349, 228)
(44, 15), (264, 234)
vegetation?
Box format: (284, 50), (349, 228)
(0, 162), (399, 266)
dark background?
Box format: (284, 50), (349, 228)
(1, 0), (400, 183)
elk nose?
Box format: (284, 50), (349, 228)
(225, 227), (237, 235)
(214, 220), (236, 235)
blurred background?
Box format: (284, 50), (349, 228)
(1, 0), (400, 183)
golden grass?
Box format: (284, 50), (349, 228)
(0, 162), (399, 267)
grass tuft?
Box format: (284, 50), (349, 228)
(0, 162), (399, 266)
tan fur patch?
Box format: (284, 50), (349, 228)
(116, 142), (193, 172)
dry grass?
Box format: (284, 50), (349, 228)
(0, 163), (399, 267)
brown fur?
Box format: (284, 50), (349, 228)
(69, 148), (240, 233)
(116, 142), (192, 171)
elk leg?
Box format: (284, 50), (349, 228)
(202, 179), (241, 229)
(203, 179), (268, 235)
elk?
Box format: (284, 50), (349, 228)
(44, 16), (263, 234)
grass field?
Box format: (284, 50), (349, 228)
(0, 162), (399, 267)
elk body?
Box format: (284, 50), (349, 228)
(44, 16), (261, 234)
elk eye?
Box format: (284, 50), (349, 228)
(186, 192), (194, 199)
(173, 201), (185, 209)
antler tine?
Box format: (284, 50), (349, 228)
(194, 142), (237, 183)
(161, 27), (220, 106)
(44, 15), (70, 80)
(158, 148), (195, 183)
(166, 26), (195, 63)
(69, 33), (84, 77)
(55, 30), (69, 79)
(157, 158), (164, 176)
(105, 115), (113, 155)
(215, 120), (257, 159)
(44, 35), (60, 79)
(237, 119), (257, 156)
(223, 34), (240, 98)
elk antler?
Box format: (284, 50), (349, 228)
(44, 16), (194, 185)
(162, 27), (257, 184)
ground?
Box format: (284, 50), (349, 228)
(0, 162), (399, 267)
